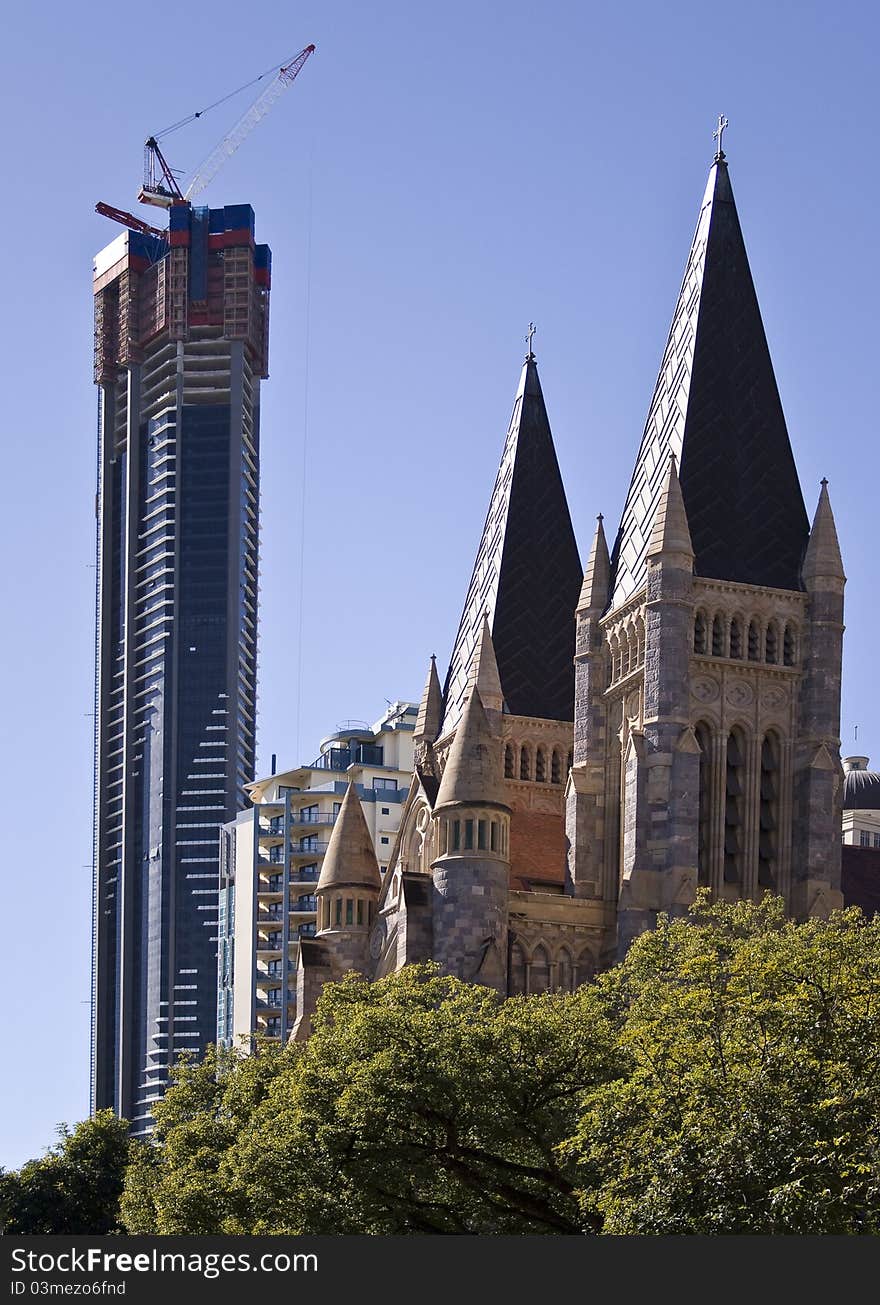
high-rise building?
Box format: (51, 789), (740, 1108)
(217, 701), (417, 1047)
(91, 202), (270, 1133)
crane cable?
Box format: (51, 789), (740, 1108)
(153, 53), (297, 140)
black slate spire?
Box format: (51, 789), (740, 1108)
(608, 154), (810, 609)
(441, 350), (582, 735)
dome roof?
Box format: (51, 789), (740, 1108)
(843, 768), (880, 812)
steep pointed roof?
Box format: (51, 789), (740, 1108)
(414, 655), (443, 742)
(316, 781), (382, 893)
(435, 687), (508, 812)
(609, 154), (809, 609)
(441, 351), (582, 734)
(802, 480), (845, 585)
(647, 456), (694, 560)
(578, 514), (610, 613)
(468, 614), (504, 714)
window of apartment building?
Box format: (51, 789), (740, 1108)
(380, 836), (389, 845)
(374, 778), (398, 791)
(860, 830), (871, 847)
(381, 807), (390, 815)
(875, 834), (880, 849)
(300, 804), (319, 823)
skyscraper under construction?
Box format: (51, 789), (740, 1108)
(91, 201), (270, 1133)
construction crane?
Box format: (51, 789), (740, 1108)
(96, 43), (315, 233)
(139, 43), (315, 209)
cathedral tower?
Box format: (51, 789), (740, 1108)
(568, 140), (845, 953)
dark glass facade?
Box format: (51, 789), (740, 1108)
(92, 204), (268, 1133)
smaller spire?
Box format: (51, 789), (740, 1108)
(414, 654), (443, 742)
(647, 455), (694, 561)
(469, 613), (504, 714)
(435, 687), (508, 812)
(802, 479), (845, 586)
(577, 513), (610, 613)
(317, 781), (381, 893)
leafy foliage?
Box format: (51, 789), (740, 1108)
(0, 1110), (134, 1234)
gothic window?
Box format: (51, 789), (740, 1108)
(530, 944), (551, 994)
(765, 623), (779, 664)
(620, 629), (631, 678)
(509, 943), (526, 995)
(695, 721), (713, 888)
(551, 749), (562, 784)
(712, 614), (725, 657)
(452, 821), (461, 852)
(730, 617), (744, 660)
(335, 898), (342, 925)
(504, 744), (514, 779)
(694, 611), (708, 655)
(490, 821), (498, 852)
(610, 633), (621, 682)
(464, 819), (474, 850)
(576, 949), (596, 986)
(477, 819), (487, 850)
(783, 624), (796, 667)
(357, 900), (363, 925)
(535, 747), (547, 782)
(557, 948), (574, 992)
(520, 746), (531, 781)
(345, 899), (354, 925)
(748, 621), (760, 662)
(635, 616), (645, 667)
(566, 751), (573, 773)
(758, 734), (780, 888)
(724, 729), (746, 883)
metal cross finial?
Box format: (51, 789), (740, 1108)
(821, 476), (829, 488)
(713, 114), (729, 160)
(526, 322), (536, 356)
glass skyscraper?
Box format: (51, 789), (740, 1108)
(91, 202), (269, 1133)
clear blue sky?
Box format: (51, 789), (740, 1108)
(1, 0), (877, 1167)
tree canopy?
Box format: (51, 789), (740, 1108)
(13, 896), (880, 1235)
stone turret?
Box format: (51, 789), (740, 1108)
(791, 480), (846, 916)
(431, 686), (511, 992)
(292, 781), (382, 1041)
(618, 457), (699, 954)
(566, 515), (611, 902)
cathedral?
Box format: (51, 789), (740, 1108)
(293, 139), (846, 1033)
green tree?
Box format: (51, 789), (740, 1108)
(568, 894), (880, 1234)
(0, 1110), (134, 1234)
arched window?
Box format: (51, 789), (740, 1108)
(535, 747), (546, 782)
(712, 614), (725, 657)
(694, 611), (708, 655)
(748, 621), (760, 662)
(695, 721), (713, 888)
(509, 943), (526, 996)
(557, 949), (574, 992)
(576, 949), (596, 987)
(520, 746), (531, 781)
(724, 729), (746, 883)
(504, 744), (514, 779)
(620, 629), (631, 678)
(610, 633), (621, 682)
(783, 624), (796, 667)
(730, 617), (743, 660)
(758, 733), (780, 889)
(635, 616), (645, 667)
(530, 944), (551, 994)
(765, 622), (779, 664)
(551, 749), (562, 784)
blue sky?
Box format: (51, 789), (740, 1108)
(1, 0), (877, 1166)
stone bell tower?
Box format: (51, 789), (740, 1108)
(567, 138), (845, 956)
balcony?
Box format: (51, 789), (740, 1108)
(292, 864), (319, 883)
(291, 841), (329, 856)
(290, 810), (338, 828)
(258, 906), (285, 923)
(294, 895), (317, 913)
(308, 743), (384, 771)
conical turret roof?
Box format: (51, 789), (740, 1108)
(578, 515), (611, 613)
(609, 153), (809, 609)
(802, 480), (845, 585)
(441, 350), (582, 735)
(414, 654), (443, 742)
(468, 614), (504, 714)
(317, 781), (382, 893)
(435, 687), (508, 812)
(647, 456), (694, 560)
